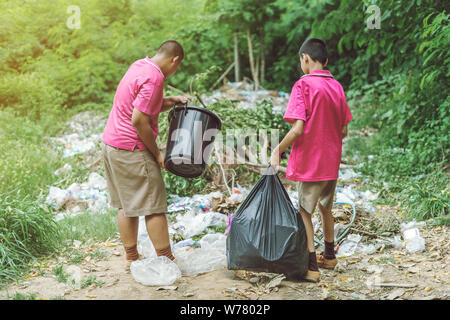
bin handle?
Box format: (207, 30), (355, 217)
(168, 102), (188, 123)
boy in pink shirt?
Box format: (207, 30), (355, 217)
(102, 40), (188, 270)
(271, 38), (352, 282)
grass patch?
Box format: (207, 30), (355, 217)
(12, 292), (37, 300)
(57, 209), (118, 243)
(52, 265), (69, 284)
(81, 275), (105, 289)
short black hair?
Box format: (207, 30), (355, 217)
(299, 38), (327, 64)
(157, 40), (184, 59)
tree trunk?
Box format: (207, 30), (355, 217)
(246, 28), (259, 90)
(259, 32), (265, 86)
(234, 32), (240, 82)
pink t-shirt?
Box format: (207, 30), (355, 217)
(283, 69), (352, 181)
(102, 57), (165, 151)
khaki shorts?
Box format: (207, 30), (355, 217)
(297, 180), (337, 214)
(102, 143), (167, 217)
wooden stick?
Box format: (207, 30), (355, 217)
(210, 61), (236, 91)
(372, 283), (417, 288)
(166, 85), (194, 99)
(214, 147), (232, 196)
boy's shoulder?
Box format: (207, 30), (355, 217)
(298, 72), (345, 91)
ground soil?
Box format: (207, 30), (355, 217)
(1, 219), (448, 301)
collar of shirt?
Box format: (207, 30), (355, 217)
(305, 69), (333, 78)
(145, 57), (165, 78)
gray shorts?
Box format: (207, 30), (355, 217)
(297, 180), (337, 214)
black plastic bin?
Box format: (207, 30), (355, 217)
(164, 105), (222, 178)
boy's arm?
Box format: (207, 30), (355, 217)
(270, 119), (304, 168)
(131, 107), (165, 169)
(342, 125), (348, 138)
(161, 96), (188, 112)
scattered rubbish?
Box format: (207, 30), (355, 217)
(356, 243), (377, 255)
(199, 233), (227, 253)
(174, 246), (227, 276)
(400, 219), (426, 232)
(173, 238), (199, 249)
(265, 274), (286, 290)
(227, 167), (309, 279)
(403, 228), (426, 253)
(371, 283), (417, 288)
(350, 292), (367, 300)
(48, 172), (110, 221)
(54, 163), (72, 176)
(183, 292), (195, 297)
(169, 210), (228, 239)
(201, 81), (290, 112)
(387, 288), (405, 300)
(156, 286), (178, 291)
(335, 186), (378, 214)
(130, 256), (181, 286)
(336, 234), (362, 257)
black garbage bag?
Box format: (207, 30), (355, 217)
(226, 166), (309, 279)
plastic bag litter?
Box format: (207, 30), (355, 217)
(173, 238), (199, 249)
(174, 247), (227, 276)
(170, 210), (227, 239)
(336, 234), (362, 257)
(46, 186), (72, 210)
(403, 228), (425, 253)
(227, 166), (309, 279)
(356, 243), (377, 255)
(137, 217), (175, 258)
(199, 233), (227, 253)
(400, 220), (426, 232)
(130, 256), (181, 286)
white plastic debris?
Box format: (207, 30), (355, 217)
(174, 246), (227, 276)
(170, 210), (228, 239)
(130, 256), (181, 286)
(400, 220), (426, 233)
(336, 234), (362, 257)
(356, 243), (377, 255)
(199, 233), (227, 253)
(87, 172), (107, 190)
(339, 169), (360, 183)
(46, 186), (71, 210)
(53, 163), (72, 176)
(403, 228), (425, 253)
(173, 238), (197, 249)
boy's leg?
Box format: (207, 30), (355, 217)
(117, 208), (139, 261)
(299, 206), (320, 282)
(317, 180), (338, 269)
(145, 213), (174, 260)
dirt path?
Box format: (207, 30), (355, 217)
(1, 223), (448, 300)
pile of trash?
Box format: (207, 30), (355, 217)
(200, 81), (290, 114)
(132, 216), (228, 286)
(46, 172), (110, 221)
(50, 111), (106, 158)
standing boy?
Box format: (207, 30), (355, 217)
(270, 38), (352, 282)
(102, 40), (188, 270)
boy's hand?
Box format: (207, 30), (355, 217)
(270, 149), (281, 169)
(156, 152), (166, 170)
(170, 96), (188, 106)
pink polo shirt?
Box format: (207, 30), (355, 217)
(102, 57), (165, 151)
(283, 70), (352, 181)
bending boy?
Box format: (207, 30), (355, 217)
(271, 38), (352, 282)
(102, 40), (188, 270)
